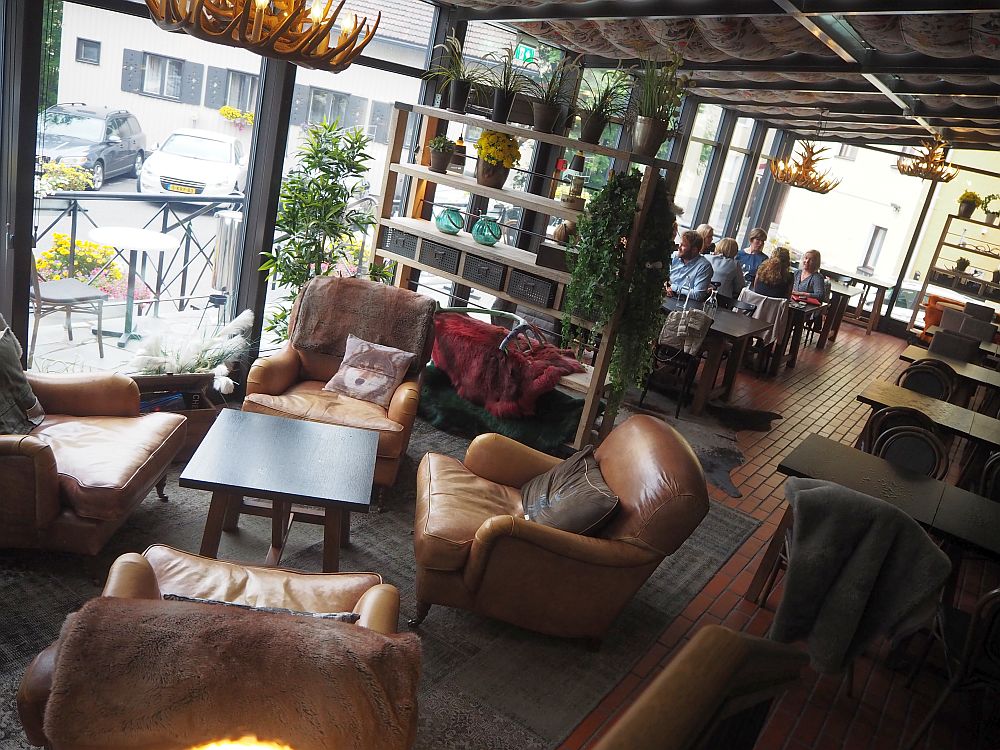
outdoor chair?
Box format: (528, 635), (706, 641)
(872, 425), (949, 480)
(964, 301), (996, 323)
(896, 361), (955, 403)
(856, 405), (937, 454)
(928, 329), (981, 363)
(590, 625), (807, 750)
(28, 253), (107, 368)
(410, 415), (709, 643)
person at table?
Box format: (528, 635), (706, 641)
(707, 237), (745, 305)
(793, 249), (827, 301)
(696, 223), (716, 255)
(752, 246), (794, 299)
(665, 230), (713, 304)
(737, 227), (768, 285)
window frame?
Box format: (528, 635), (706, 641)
(140, 51), (184, 100)
(225, 69), (259, 111)
(75, 37), (100, 65)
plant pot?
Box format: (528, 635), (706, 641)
(531, 102), (562, 134)
(632, 116), (671, 158)
(986, 212), (999, 226)
(429, 148), (453, 174)
(579, 112), (607, 145)
(491, 90), (516, 124)
(958, 199), (976, 219)
(447, 80), (472, 113)
(476, 160), (510, 189)
(992, 269), (1000, 284)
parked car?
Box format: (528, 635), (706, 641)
(37, 104), (146, 190)
(137, 128), (247, 197)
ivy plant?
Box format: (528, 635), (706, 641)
(562, 169), (674, 416)
(260, 120), (377, 338)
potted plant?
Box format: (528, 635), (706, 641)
(957, 190), (982, 219)
(632, 54), (688, 158)
(527, 55), (580, 134)
(474, 130), (520, 189)
(259, 121), (377, 338)
(428, 135), (456, 174)
(484, 45), (533, 124)
(425, 31), (487, 114)
(955, 256), (971, 274)
(576, 68), (632, 145)
(983, 194), (999, 226)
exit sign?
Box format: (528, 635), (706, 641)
(514, 43), (536, 65)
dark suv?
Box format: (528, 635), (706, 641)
(37, 104), (146, 190)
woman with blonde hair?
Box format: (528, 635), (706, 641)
(793, 249), (826, 301)
(707, 237), (745, 304)
(752, 246), (793, 298)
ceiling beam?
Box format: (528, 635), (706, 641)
(691, 78), (1000, 99)
(742, 111), (1000, 127)
(694, 96), (1000, 121)
(678, 54), (997, 77)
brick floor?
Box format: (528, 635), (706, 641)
(557, 323), (992, 750)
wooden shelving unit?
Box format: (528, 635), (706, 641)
(374, 101), (679, 448)
(909, 214), (1000, 329)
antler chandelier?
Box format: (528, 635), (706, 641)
(769, 141), (841, 195)
(896, 137), (958, 183)
(145, 0), (380, 72)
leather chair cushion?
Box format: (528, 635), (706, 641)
(145, 544), (384, 613)
(414, 453), (523, 571)
(31, 412), (186, 521)
(521, 446), (619, 535)
(242, 380), (406, 459)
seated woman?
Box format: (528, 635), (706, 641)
(707, 237), (745, 307)
(793, 249), (826, 301)
(752, 247), (793, 299)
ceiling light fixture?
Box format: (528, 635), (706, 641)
(145, 0), (380, 72)
(896, 137), (959, 183)
(769, 141), (841, 195)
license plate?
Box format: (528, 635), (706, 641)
(167, 184), (196, 194)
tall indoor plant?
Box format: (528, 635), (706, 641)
(576, 69), (631, 145)
(260, 121), (377, 338)
(633, 54), (688, 158)
(528, 54), (579, 134)
(484, 45), (533, 124)
(426, 30), (486, 114)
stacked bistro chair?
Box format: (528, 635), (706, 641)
(959, 316), (998, 345)
(980, 452), (1000, 501)
(928, 329), (981, 363)
(872, 426), (949, 480)
(410, 415), (709, 644)
(964, 301), (997, 323)
(938, 305), (971, 334)
(855, 405), (937, 453)
(896, 360), (958, 404)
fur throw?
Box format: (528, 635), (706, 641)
(44, 597), (421, 750)
(769, 478), (951, 674)
(291, 277), (436, 378)
(432, 313), (584, 419)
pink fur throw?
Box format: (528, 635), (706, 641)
(432, 313), (584, 418)
(44, 597), (421, 750)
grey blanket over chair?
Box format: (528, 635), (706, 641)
(769, 477), (951, 674)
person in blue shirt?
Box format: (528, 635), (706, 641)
(736, 227), (769, 286)
(665, 230), (714, 304)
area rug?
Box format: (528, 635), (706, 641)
(0, 420), (759, 750)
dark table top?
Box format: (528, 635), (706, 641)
(663, 298), (772, 340)
(857, 380), (977, 438)
(828, 281), (856, 298)
(900, 345), (1000, 390)
(779, 434), (1000, 555)
(179, 409), (378, 511)
(821, 266), (896, 290)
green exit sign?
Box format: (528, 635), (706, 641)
(514, 43), (536, 64)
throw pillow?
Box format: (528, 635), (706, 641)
(521, 445), (619, 535)
(323, 334), (415, 409)
(162, 593), (361, 622)
(0, 316), (44, 435)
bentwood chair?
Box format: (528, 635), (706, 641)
(856, 405), (937, 454)
(897, 361), (955, 403)
(979, 452), (1000, 502)
(28, 254), (107, 368)
(872, 425), (949, 480)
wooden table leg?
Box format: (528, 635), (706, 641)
(816, 303), (837, 349)
(719, 337), (749, 401)
(341, 511), (351, 547)
(691, 336), (726, 416)
(744, 504), (794, 604)
(867, 287), (886, 335)
(769, 313), (797, 376)
(827, 294), (847, 343)
(786, 315), (806, 369)
(222, 495), (244, 532)
(265, 500), (291, 567)
(323, 508), (343, 572)
(200, 490), (234, 558)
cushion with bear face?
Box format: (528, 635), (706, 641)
(323, 334), (415, 409)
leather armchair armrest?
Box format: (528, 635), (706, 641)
(102, 553), (162, 599)
(354, 583), (400, 635)
(27, 372), (139, 417)
(0, 435), (60, 528)
(464, 515), (656, 591)
(16, 642), (58, 747)
(463, 434), (562, 488)
(387, 379), (420, 427)
(246, 346), (301, 397)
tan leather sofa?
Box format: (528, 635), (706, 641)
(243, 278), (435, 492)
(17, 544), (402, 748)
(412, 414), (710, 641)
(0, 373), (187, 555)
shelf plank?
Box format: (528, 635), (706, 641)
(381, 216), (572, 285)
(391, 162), (581, 221)
(399, 102), (679, 173)
(559, 365), (593, 395)
(940, 241), (1000, 260)
(949, 213), (1000, 232)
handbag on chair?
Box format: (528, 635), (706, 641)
(658, 309), (713, 356)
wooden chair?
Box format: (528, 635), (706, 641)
(872, 425), (949, 480)
(896, 361), (955, 403)
(856, 405), (937, 454)
(979, 452), (1000, 502)
(28, 254), (107, 367)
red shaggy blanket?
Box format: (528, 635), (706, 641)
(432, 313), (584, 419)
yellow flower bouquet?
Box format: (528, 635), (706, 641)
(475, 130), (520, 168)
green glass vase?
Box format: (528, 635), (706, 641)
(435, 208), (464, 235)
(471, 216), (502, 246)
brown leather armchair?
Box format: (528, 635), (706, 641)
(243, 277), (436, 492)
(0, 372), (187, 555)
(411, 414), (710, 641)
(17, 544), (403, 749)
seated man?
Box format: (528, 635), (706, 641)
(665, 230), (713, 305)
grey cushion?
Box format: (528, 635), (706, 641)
(521, 446), (619, 535)
(33, 278), (108, 304)
(0, 321), (43, 435)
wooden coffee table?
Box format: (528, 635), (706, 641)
(180, 409), (377, 572)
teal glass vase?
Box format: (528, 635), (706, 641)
(471, 216), (501, 246)
(435, 207), (463, 235)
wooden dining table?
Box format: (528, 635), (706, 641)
(821, 267), (895, 335)
(899, 345), (1000, 392)
(663, 298), (772, 416)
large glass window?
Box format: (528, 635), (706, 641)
(736, 129), (778, 242)
(707, 150), (746, 232)
(673, 104), (724, 224)
(141, 53), (183, 99)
